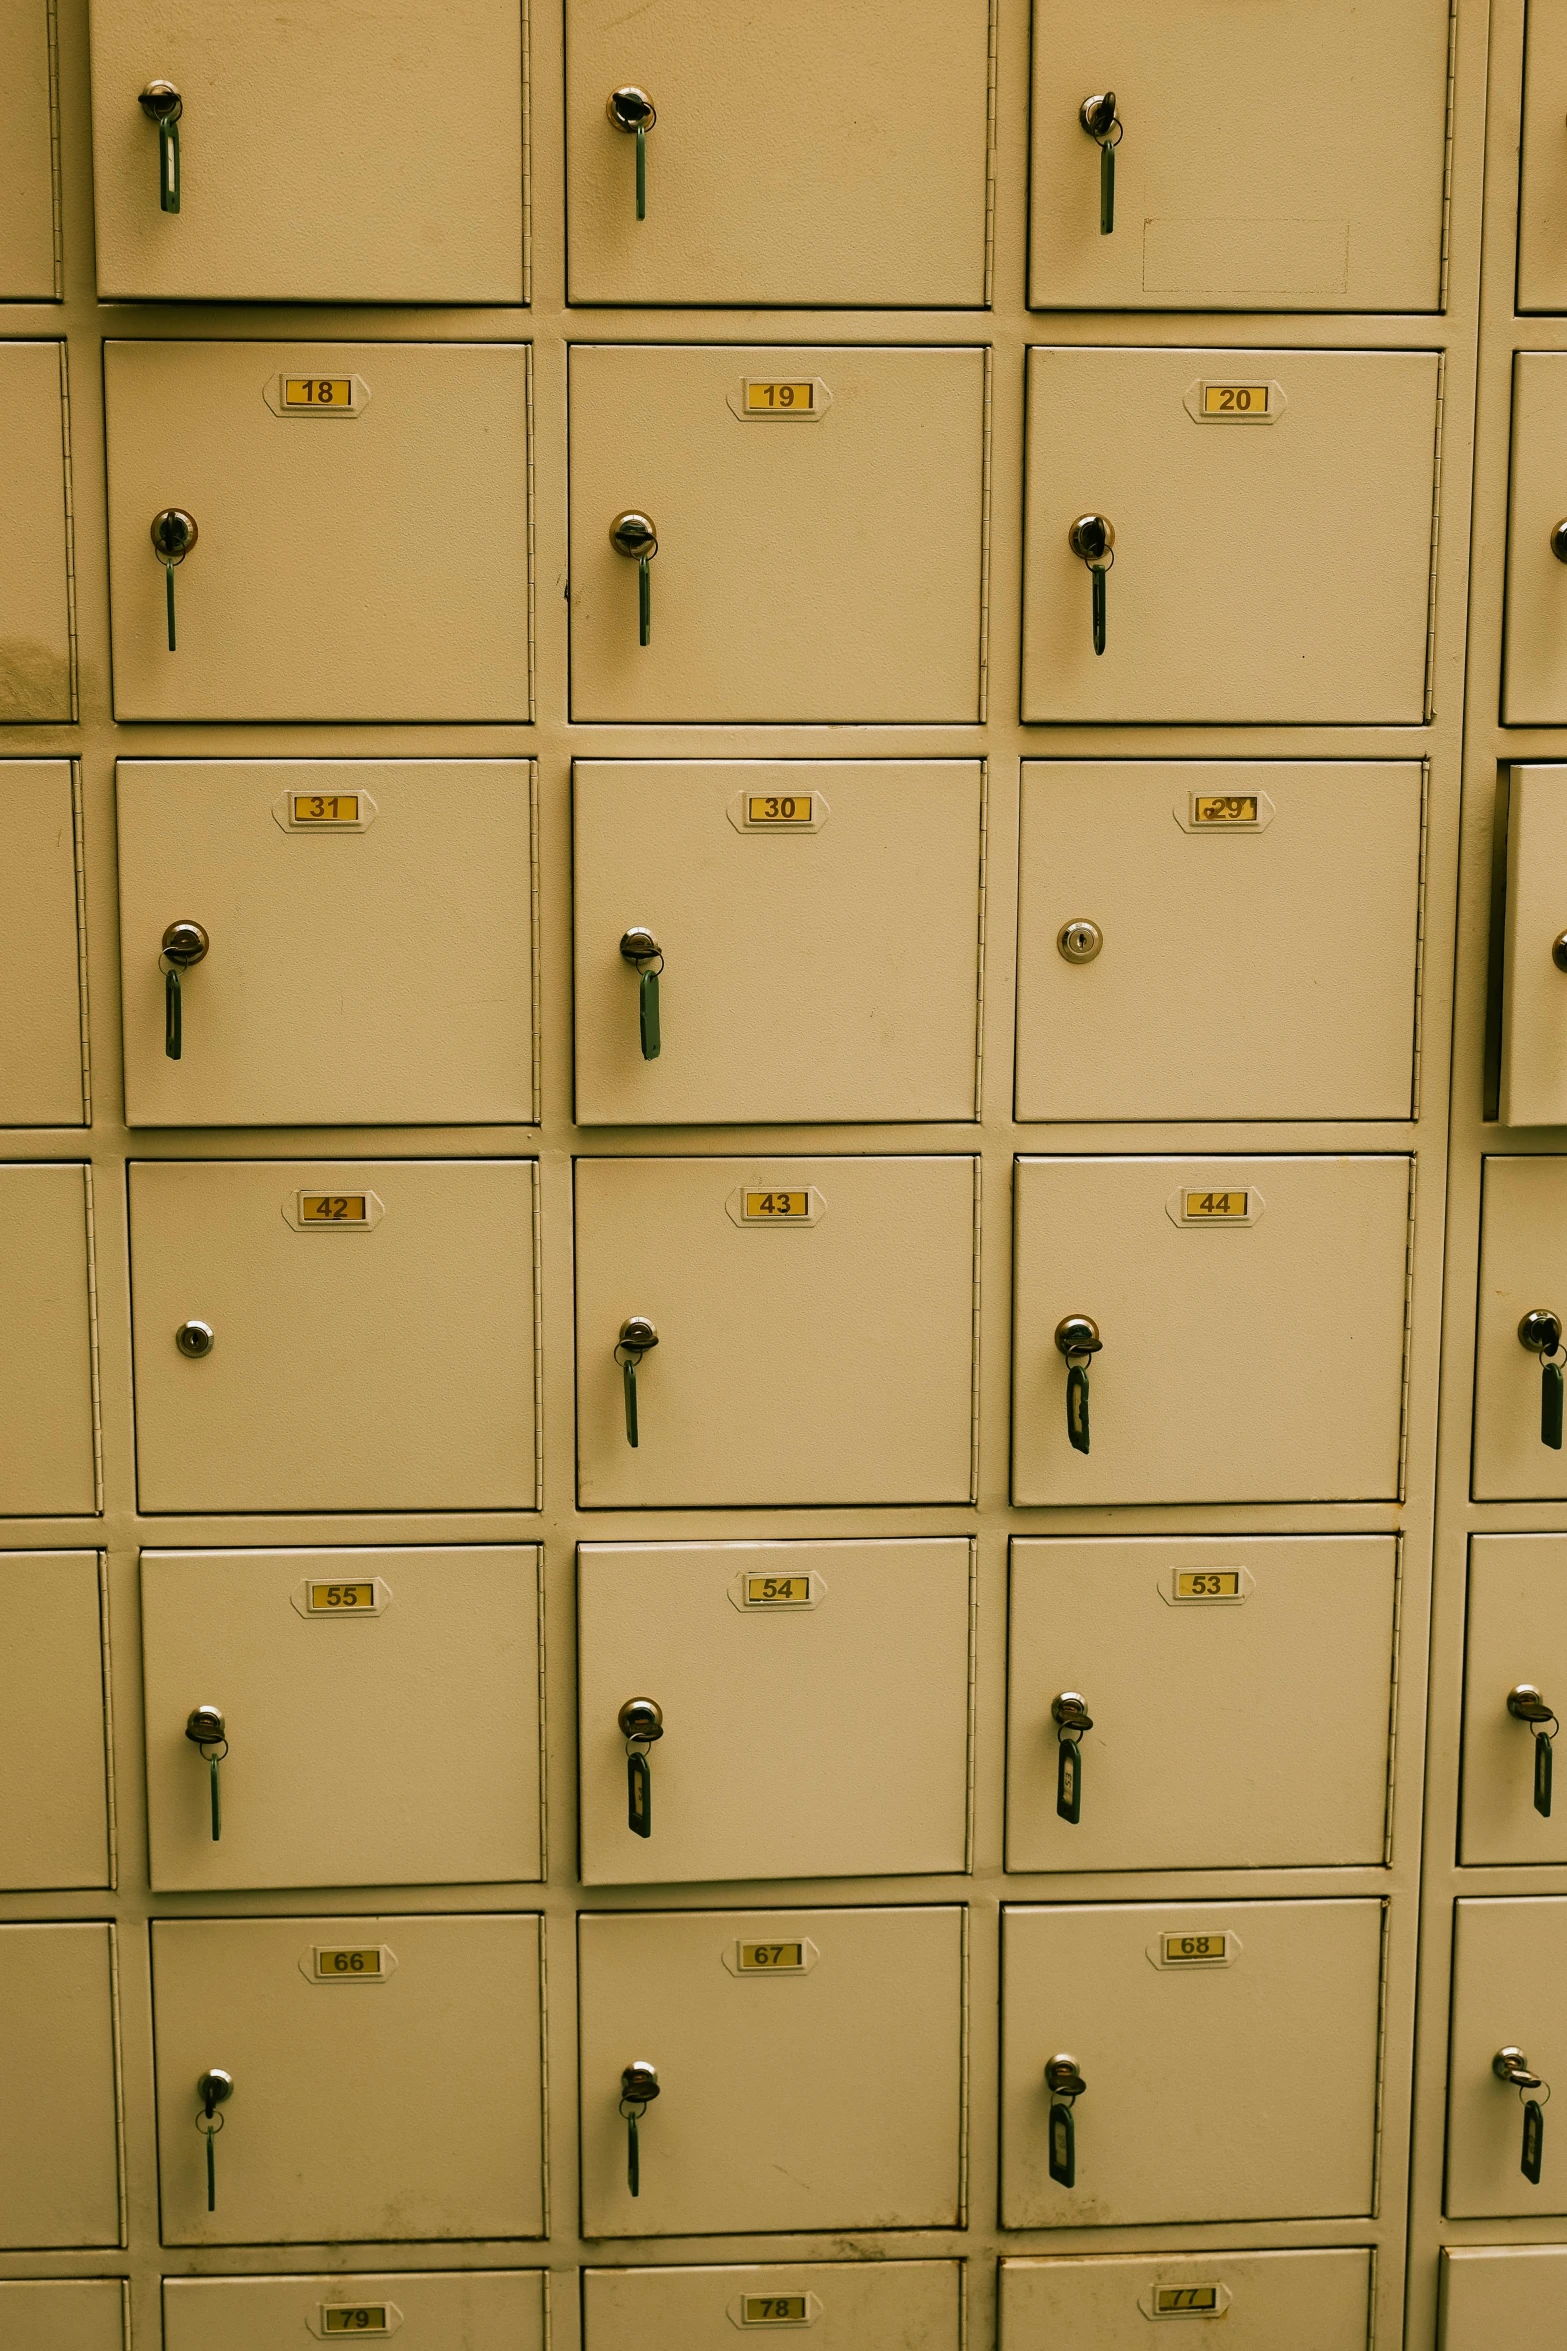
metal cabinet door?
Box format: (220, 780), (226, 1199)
(1001, 2252), (1372, 2349)
(1520, 4), (1567, 312)
(0, 1554), (108, 1890)
(103, 341), (530, 722)
(579, 1540), (971, 1885)
(88, 0), (522, 303)
(0, 345), (72, 722)
(152, 1914), (545, 2245)
(0, 4), (55, 297)
(1441, 2246), (1567, 2346)
(1022, 348), (1437, 724)
(1015, 761), (1422, 1121)
(142, 1547), (542, 1891)
(129, 1160), (539, 1513)
(564, 0), (988, 306)
(1447, 1898), (1567, 2216)
(1011, 1156), (1410, 1505)
(1028, 1), (1447, 313)
(1501, 766), (1567, 1123)
(1000, 1900), (1382, 2227)
(0, 1923), (120, 2249)
(117, 760), (535, 1128)
(1504, 356), (1567, 724)
(568, 346), (985, 723)
(0, 765), (86, 1126)
(0, 1164), (97, 1516)
(1462, 1537), (1567, 1864)
(1006, 1537), (1395, 1872)
(575, 1157), (978, 1507)
(0, 2282), (125, 2350)
(584, 2262), (960, 2351)
(578, 1907), (963, 2237)
(1473, 1157), (1567, 1499)
(573, 761), (982, 1126)
(164, 2271), (545, 2351)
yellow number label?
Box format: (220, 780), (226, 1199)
(745, 1575), (812, 1606)
(1202, 383), (1270, 415)
(300, 1194), (367, 1222)
(316, 1947), (382, 1977)
(285, 377), (354, 409)
(1183, 1191), (1248, 1220)
(746, 795), (814, 823)
(746, 381), (813, 412)
(308, 1582), (376, 1611)
(1173, 1571), (1241, 1600)
(741, 2299), (811, 2325)
(1160, 1933), (1230, 1965)
(738, 1942), (805, 1970)
(323, 2312), (390, 2335)
(1190, 794), (1258, 825)
(292, 793), (360, 824)
(1153, 2287), (1220, 2315)
(745, 1191), (810, 1218)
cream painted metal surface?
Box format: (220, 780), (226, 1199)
(1502, 354), (1567, 723)
(583, 2260), (961, 2351)
(0, 1163), (96, 1516)
(1501, 765), (1567, 1123)
(564, 0), (989, 307)
(1462, 1537), (1567, 1864)
(152, 1913), (545, 2245)
(129, 1159), (538, 1513)
(1446, 1898), (1567, 2217)
(578, 1907), (963, 2236)
(0, 763), (85, 1126)
(578, 1539), (971, 1884)
(1011, 1155), (1410, 1505)
(116, 761), (535, 1128)
(103, 341), (530, 722)
(575, 1155), (977, 1506)
(0, 2281), (125, 2349)
(1001, 1899), (1382, 2227)
(1015, 761), (1423, 1121)
(1519, 3), (1567, 311)
(1440, 2245), (1567, 2345)
(141, 1547), (542, 1891)
(0, 343), (72, 722)
(0, 4), (56, 297)
(573, 761), (982, 1125)
(1006, 1537), (1396, 1872)
(0, 1553), (108, 1890)
(1000, 2250), (1373, 2348)
(0, 1922), (121, 2248)
(568, 345), (985, 723)
(1022, 347), (1438, 723)
(163, 2270), (546, 2350)
(1473, 1156), (1567, 1498)
(88, 0), (523, 303)
(1029, 2), (1448, 313)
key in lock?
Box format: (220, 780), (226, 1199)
(1050, 1692), (1093, 1825)
(1519, 1310), (1565, 1450)
(1078, 91), (1121, 234)
(160, 919), (208, 1060)
(150, 509), (198, 652)
(607, 86), (656, 218)
(1054, 1315), (1101, 1456)
(1044, 2053), (1086, 2189)
(1495, 2046), (1550, 2185)
(185, 1704), (227, 1841)
(618, 1695), (664, 1839)
(619, 2059), (660, 2197)
(139, 80), (182, 212)
(610, 512), (658, 646)
(1509, 1684), (1560, 1817)
(615, 1317), (658, 1449)
(619, 928), (663, 1060)
(195, 2067), (234, 2212)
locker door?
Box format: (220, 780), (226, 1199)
(163, 2270), (546, 2351)
(1028, 1), (1447, 313)
(0, 4), (55, 298)
(0, 1553), (109, 1890)
(116, 760), (535, 1128)
(0, 1164), (97, 1516)
(1000, 1901), (1382, 2227)
(88, 0), (522, 303)
(128, 1160), (539, 1514)
(0, 2281), (125, 2350)
(1001, 2251), (1373, 2349)
(578, 1540), (971, 1885)
(1504, 355), (1567, 724)
(1501, 766), (1567, 1123)
(0, 1923), (121, 2249)
(152, 1914), (545, 2245)
(583, 2261), (961, 2351)
(1011, 1156), (1410, 1505)
(1022, 347), (1438, 724)
(0, 344), (72, 723)
(1462, 1537), (1567, 1864)
(564, 0), (988, 306)
(1015, 761), (1422, 1121)
(568, 346), (985, 723)
(573, 761), (982, 1126)
(1441, 2246), (1567, 2347)
(103, 341), (530, 722)
(1473, 1157), (1567, 1499)
(1006, 1537), (1395, 1872)
(574, 1156), (978, 1507)
(141, 1547), (542, 1891)
(1520, 5), (1567, 312)
(0, 765), (86, 1127)
(1447, 1898), (1567, 2216)
(577, 1908), (964, 2236)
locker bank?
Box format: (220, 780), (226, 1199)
(0, 1), (1547, 2345)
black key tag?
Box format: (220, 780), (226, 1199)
(1048, 2100), (1076, 2187)
(628, 1749), (652, 1838)
(1524, 2098), (1546, 2184)
(1547, 1359), (1565, 1451)
(1056, 1736), (1083, 1824)
(1066, 1363), (1090, 1454)
(1537, 1731), (1555, 1821)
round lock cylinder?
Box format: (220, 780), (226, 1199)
(621, 2060), (660, 2103)
(1044, 2053), (1087, 2098)
(1509, 1684), (1557, 1723)
(619, 928), (662, 966)
(1519, 1309), (1564, 1357)
(197, 2067), (234, 2112)
(184, 1704), (226, 1746)
(138, 79), (182, 122)
(609, 511), (658, 562)
(1552, 520), (1567, 565)
(607, 87), (656, 133)
(1079, 91), (1117, 139)
(161, 920), (209, 969)
(1054, 1314), (1102, 1359)
(1057, 919), (1103, 965)
(175, 1319), (214, 1358)
(618, 1696), (665, 1744)
(151, 508), (198, 565)
(1553, 932), (1567, 973)
(618, 1316), (658, 1354)
(1068, 513), (1115, 566)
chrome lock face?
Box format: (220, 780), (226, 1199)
(138, 79), (183, 123)
(197, 2066), (234, 2113)
(1495, 2046), (1543, 2089)
(184, 1704), (226, 1746)
(1551, 519), (1567, 565)
(175, 1319), (214, 1358)
(1051, 1692), (1094, 1734)
(161, 920), (209, 969)
(618, 1696), (665, 1744)
(1553, 931), (1567, 974)
(1079, 91), (1117, 140)
(606, 86), (656, 133)
(1057, 919), (1103, 965)
(1044, 2053), (1087, 2099)
(1054, 1315), (1102, 1359)
(618, 1316), (658, 1354)
(619, 928), (662, 965)
(1068, 513), (1115, 567)
(621, 2059), (660, 2103)
(1509, 1683), (1557, 1724)
(151, 508), (199, 566)
(1519, 1309), (1564, 1356)
(609, 511), (658, 562)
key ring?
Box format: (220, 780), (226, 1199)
(195, 2108), (225, 2138)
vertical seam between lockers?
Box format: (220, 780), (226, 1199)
(1369, 1896), (1391, 2221)
(536, 1909), (552, 2242)
(57, 337), (80, 724)
(973, 758), (989, 1120)
(99, 1549), (119, 1893)
(521, 0), (532, 309)
(1439, 0), (1457, 315)
(957, 1904), (970, 2228)
(84, 1161), (105, 1514)
(530, 755), (543, 1125)
(532, 1159), (545, 1510)
(1397, 1154), (1417, 1506)
(1411, 758), (1432, 1125)
(535, 1539), (549, 1882)
(982, 0), (998, 309)
(969, 1157), (983, 1505)
(46, 0), (63, 298)
(977, 348), (993, 725)
(526, 342), (538, 722)
(72, 757), (92, 1123)
(1382, 1533), (1404, 1869)
(109, 1922), (129, 2248)
(1365, 2242), (1379, 2351)
(964, 1536), (978, 1875)
(1424, 350), (1446, 726)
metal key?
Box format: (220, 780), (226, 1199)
(1509, 1684), (1560, 1818)
(610, 512), (658, 645)
(1067, 516), (1115, 656)
(195, 2068), (233, 2211)
(619, 1696), (664, 1838)
(615, 1316), (659, 1447)
(1078, 91), (1121, 233)
(1519, 1309), (1565, 1449)
(160, 919), (209, 1060)
(151, 508), (198, 650)
(620, 2060), (660, 2196)
(185, 1704), (227, 1841)
(1051, 1692), (1093, 1825)
(1496, 2047), (1549, 2184)
(619, 928), (663, 1059)
(1054, 1315), (1101, 1455)
(1044, 2053), (1086, 2188)
(139, 80), (183, 212)
(607, 87), (657, 219)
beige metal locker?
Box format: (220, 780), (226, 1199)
(1520, 3), (1567, 311)
(1501, 765), (1567, 1124)
(1473, 1156), (1567, 1499)
(564, 0), (989, 307)
(163, 2270), (546, 2350)
(103, 341), (530, 722)
(88, 0), (523, 304)
(141, 1547), (542, 1891)
(574, 1156), (978, 1507)
(573, 761), (983, 1126)
(1503, 355), (1567, 724)
(152, 1913), (545, 2245)
(1441, 2245), (1567, 2346)
(1006, 1537), (1396, 1872)
(1015, 761), (1423, 1121)
(578, 1540), (971, 1885)
(1447, 1898), (1567, 2217)
(1022, 347), (1438, 724)
(1000, 1900), (1383, 2227)
(128, 1159), (538, 1514)
(0, 764), (86, 1127)
(0, 1922), (121, 2249)
(0, 1163), (97, 1516)
(1461, 1536), (1567, 1864)
(0, 343), (72, 722)
(577, 1907), (964, 2237)
(0, 3), (55, 297)
(583, 2261), (961, 2351)
(0, 2281), (125, 2349)
(116, 760), (535, 1128)
(1028, 1), (1448, 313)
(0, 1553), (108, 1890)
(1001, 2250), (1373, 2348)
(568, 345), (985, 723)
(1011, 1155), (1410, 1506)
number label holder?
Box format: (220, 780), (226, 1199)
(310, 2307), (402, 2339)
(291, 1574), (394, 1621)
(283, 1188), (385, 1233)
(1173, 789), (1274, 835)
(1138, 2283), (1232, 2322)
(265, 372), (372, 419)
(727, 788), (829, 835)
(727, 1185), (825, 1230)
(1160, 1565), (1254, 1608)
(1182, 378), (1285, 425)
(273, 787), (378, 835)
(728, 1566), (825, 1614)
(1148, 1930), (1240, 1972)
(723, 1937), (819, 1979)
(727, 376), (833, 423)
(1165, 1186), (1262, 1230)
(728, 2293), (822, 2330)
(301, 1944), (397, 1984)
